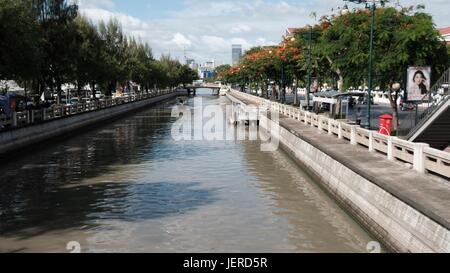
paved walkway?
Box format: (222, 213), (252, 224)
(230, 91), (450, 230)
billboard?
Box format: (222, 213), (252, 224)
(406, 66), (431, 102)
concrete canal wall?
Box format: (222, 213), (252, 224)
(229, 91), (450, 253)
(0, 92), (183, 157)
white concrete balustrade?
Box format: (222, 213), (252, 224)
(232, 90), (450, 180)
(0, 90), (173, 130)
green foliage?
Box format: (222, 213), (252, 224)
(226, 6), (449, 94)
(316, 7), (448, 89)
(0, 0), (194, 100)
(178, 65), (199, 87)
(0, 0), (41, 81)
(213, 65), (231, 81)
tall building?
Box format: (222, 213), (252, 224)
(186, 59), (195, 66)
(232, 44), (242, 65)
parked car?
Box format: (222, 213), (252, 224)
(95, 91), (104, 99)
(70, 98), (80, 105)
(82, 98), (93, 104)
(362, 94), (374, 105)
(400, 98), (416, 111)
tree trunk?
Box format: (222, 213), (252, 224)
(327, 57), (344, 91)
(388, 89), (400, 134)
(56, 79), (62, 105)
(77, 81), (82, 100)
(294, 78), (298, 106)
(337, 73), (344, 91)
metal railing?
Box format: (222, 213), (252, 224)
(231, 89), (450, 180)
(407, 68), (450, 140)
(0, 89), (176, 132)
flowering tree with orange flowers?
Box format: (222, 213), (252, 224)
(223, 42), (304, 101)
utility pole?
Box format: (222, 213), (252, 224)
(306, 25), (313, 111)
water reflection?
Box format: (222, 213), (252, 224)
(0, 92), (377, 252)
(241, 142), (375, 252)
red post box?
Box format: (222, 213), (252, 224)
(379, 114), (393, 136)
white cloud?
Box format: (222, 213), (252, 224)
(230, 25), (251, 34)
(80, 8), (149, 30)
(79, 0), (450, 65)
(172, 33), (192, 48)
(77, 0), (115, 9)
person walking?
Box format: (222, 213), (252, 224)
(356, 107), (362, 126)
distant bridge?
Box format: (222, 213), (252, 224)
(184, 84), (222, 96)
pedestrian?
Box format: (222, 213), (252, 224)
(356, 107), (362, 126)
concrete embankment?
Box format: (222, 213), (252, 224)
(228, 91), (450, 253)
(0, 91), (184, 157)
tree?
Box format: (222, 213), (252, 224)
(178, 65), (199, 88)
(213, 65), (231, 81)
(73, 15), (105, 98)
(159, 55), (182, 89)
(316, 12), (370, 90)
(34, 0), (80, 103)
(0, 0), (41, 92)
(315, 6), (448, 129)
(98, 18), (128, 96)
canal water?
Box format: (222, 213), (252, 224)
(0, 89), (378, 253)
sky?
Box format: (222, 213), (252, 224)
(77, 0), (450, 65)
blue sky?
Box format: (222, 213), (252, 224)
(77, 0), (450, 65)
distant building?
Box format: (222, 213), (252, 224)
(285, 27), (299, 39)
(186, 59), (199, 71)
(438, 27), (450, 44)
(232, 44), (242, 65)
(205, 61), (214, 68)
(198, 66), (214, 79)
(190, 63), (199, 71)
(196, 59), (218, 79)
(186, 59), (195, 66)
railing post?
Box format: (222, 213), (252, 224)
(350, 125), (357, 145)
(27, 111), (31, 124)
(12, 112), (17, 127)
(368, 131), (374, 152)
(387, 137), (394, 160)
(328, 119), (333, 135)
(338, 122), (343, 139)
(413, 143), (430, 174)
(31, 110), (35, 124)
(318, 116), (323, 132)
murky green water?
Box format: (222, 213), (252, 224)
(0, 90), (377, 253)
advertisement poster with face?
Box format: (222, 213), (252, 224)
(406, 66), (431, 102)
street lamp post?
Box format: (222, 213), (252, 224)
(281, 61), (285, 103)
(306, 25), (313, 112)
(367, 1), (375, 130)
(343, 0), (384, 129)
(280, 37), (296, 104)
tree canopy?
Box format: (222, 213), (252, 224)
(224, 6), (449, 94)
(0, 0), (198, 101)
